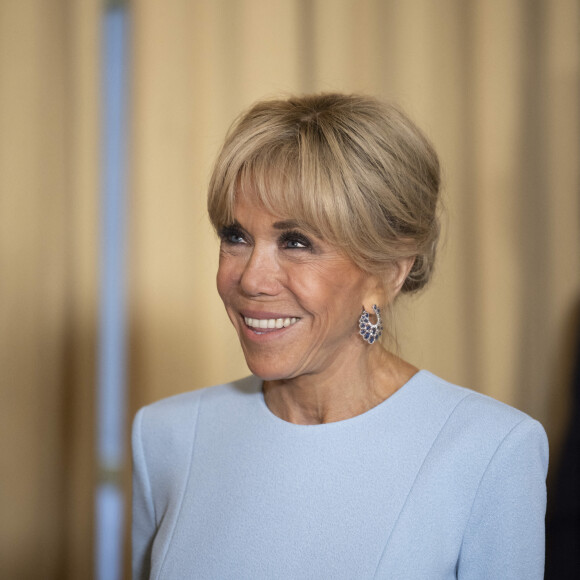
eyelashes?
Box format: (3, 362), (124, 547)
(218, 224), (246, 245)
(218, 224), (313, 251)
(279, 230), (312, 250)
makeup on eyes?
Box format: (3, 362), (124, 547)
(218, 224), (247, 244)
(219, 222), (314, 251)
(278, 230), (312, 250)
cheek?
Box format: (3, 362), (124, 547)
(216, 259), (237, 301)
(290, 268), (356, 315)
(314, 271), (369, 319)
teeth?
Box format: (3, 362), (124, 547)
(244, 316), (298, 330)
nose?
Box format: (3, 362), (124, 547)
(239, 246), (283, 297)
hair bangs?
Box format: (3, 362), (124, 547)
(210, 128), (355, 247)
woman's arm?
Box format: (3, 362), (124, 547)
(457, 417), (548, 579)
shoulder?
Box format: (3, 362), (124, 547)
(133, 375), (259, 446)
(405, 372), (548, 528)
(414, 370), (546, 432)
(409, 371), (548, 468)
(131, 376), (260, 511)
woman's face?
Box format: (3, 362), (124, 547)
(216, 192), (381, 381)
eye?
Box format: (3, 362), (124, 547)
(219, 225), (247, 245)
(285, 238), (307, 249)
(279, 231), (311, 250)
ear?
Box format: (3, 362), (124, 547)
(386, 257), (415, 301)
(361, 257), (415, 310)
(361, 270), (387, 313)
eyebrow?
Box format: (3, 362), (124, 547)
(225, 218), (307, 233)
(273, 219), (301, 230)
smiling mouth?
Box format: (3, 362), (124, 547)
(244, 316), (299, 330)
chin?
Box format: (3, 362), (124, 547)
(243, 357), (295, 382)
(246, 364), (286, 381)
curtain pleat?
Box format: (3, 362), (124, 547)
(0, 0), (99, 578)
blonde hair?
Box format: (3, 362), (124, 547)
(207, 93), (441, 293)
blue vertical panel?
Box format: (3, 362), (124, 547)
(97, 4), (128, 580)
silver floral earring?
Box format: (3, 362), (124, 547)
(359, 305), (383, 344)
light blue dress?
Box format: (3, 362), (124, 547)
(132, 371), (548, 579)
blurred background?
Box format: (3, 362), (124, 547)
(1, 0), (578, 578)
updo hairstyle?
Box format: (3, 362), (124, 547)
(207, 93), (441, 293)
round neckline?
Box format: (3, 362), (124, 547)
(255, 369), (426, 430)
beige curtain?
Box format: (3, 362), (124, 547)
(1, 0), (578, 578)
(0, 0), (99, 578)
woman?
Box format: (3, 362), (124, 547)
(132, 94), (548, 579)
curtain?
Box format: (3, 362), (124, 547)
(0, 0), (99, 578)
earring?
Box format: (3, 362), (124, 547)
(359, 305), (383, 344)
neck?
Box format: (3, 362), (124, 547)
(262, 346), (417, 425)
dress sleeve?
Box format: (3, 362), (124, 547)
(132, 407), (156, 580)
(457, 417), (549, 579)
